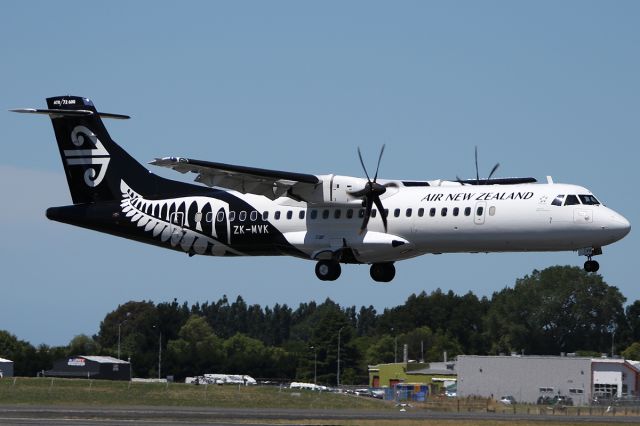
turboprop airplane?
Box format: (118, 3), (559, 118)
(12, 96), (631, 282)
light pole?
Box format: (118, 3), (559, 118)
(391, 327), (397, 363)
(612, 329), (616, 358)
(337, 326), (344, 388)
(153, 325), (162, 380)
(158, 332), (162, 379)
(117, 312), (130, 360)
(310, 346), (317, 385)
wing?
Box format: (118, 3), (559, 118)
(150, 157), (321, 200)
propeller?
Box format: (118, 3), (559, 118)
(352, 145), (388, 234)
(457, 146), (500, 185)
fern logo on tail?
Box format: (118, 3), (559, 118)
(63, 125), (110, 187)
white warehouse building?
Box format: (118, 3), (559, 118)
(0, 357), (14, 378)
(457, 355), (640, 405)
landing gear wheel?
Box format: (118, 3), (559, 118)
(584, 260), (600, 273)
(370, 263), (396, 282)
(315, 260), (341, 281)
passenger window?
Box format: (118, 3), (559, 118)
(310, 209), (318, 220)
(441, 207), (447, 217)
(372, 209), (377, 218)
(334, 209), (341, 219)
(286, 211), (293, 220)
(429, 208), (436, 217)
(418, 208), (424, 217)
(346, 209), (354, 219)
(239, 211), (247, 222)
(299, 210), (305, 219)
(358, 209), (366, 218)
(194, 212), (203, 222)
(394, 208), (400, 218)
(262, 211), (269, 220)
(464, 207), (471, 216)
(384, 209), (389, 218)
(564, 195), (580, 206)
(207, 212), (215, 222)
(250, 211), (258, 221)
(476, 206), (484, 216)
(579, 195), (600, 205)
(489, 206), (496, 216)
(453, 207), (459, 216)
(274, 211), (281, 220)
(551, 195), (565, 206)
(322, 209), (329, 219)
(406, 208), (412, 217)
(229, 211), (236, 221)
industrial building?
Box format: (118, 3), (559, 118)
(44, 356), (130, 380)
(368, 361), (457, 395)
(457, 355), (640, 404)
(0, 357), (14, 378)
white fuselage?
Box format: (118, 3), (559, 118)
(223, 181), (630, 264)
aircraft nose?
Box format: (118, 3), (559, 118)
(607, 212), (631, 240)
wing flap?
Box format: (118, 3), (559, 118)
(150, 157), (320, 200)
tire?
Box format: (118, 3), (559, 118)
(315, 260), (341, 281)
(370, 263), (395, 282)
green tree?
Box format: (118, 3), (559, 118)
(484, 266), (626, 354)
(68, 334), (100, 356)
(622, 342), (640, 360)
(223, 333), (266, 376)
(166, 315), (224, 379)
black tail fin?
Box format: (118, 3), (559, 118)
(15, 96), (156, 204)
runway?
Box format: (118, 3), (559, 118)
(1, 405), (640, 425)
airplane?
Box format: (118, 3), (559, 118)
(11, 96), (631, 282)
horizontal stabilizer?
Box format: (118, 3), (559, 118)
(10, 108), (130, 120)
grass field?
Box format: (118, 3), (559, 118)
(0, 377), (387, 409)
(0, 377), (638, 426)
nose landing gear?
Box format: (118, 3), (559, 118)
(579, 247), (602, 273)
(584, 259), (600, 273)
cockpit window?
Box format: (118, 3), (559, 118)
(564, 195), (580, 206)
(579, 195), (600, 205)
(551, 195), (565, 206)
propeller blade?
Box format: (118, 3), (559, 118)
(373, 144), (385, 182)
(487, 162), (500, 182)
(357, 147), (371, 182)
(359, 197), (374, 234)
(373, 195), (388, 233)
(474, 146), (479, 184)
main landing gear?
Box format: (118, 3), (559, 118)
(314, 261), (396, 282)
(370, 262), (395, 282)
(315, 260), (341, 281)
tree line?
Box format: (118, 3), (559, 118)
(2, 265), (640, 384)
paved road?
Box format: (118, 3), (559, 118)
(1, 405), (639, 425)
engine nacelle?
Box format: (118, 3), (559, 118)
(325, 175), (369, 204)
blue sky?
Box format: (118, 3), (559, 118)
(1, 1), (638, 346)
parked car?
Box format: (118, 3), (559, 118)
(371, 389), (386, 399)
(552, 395), (574, 406)
(354, 388), (373, 397)
(500, 395), (516, 405)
